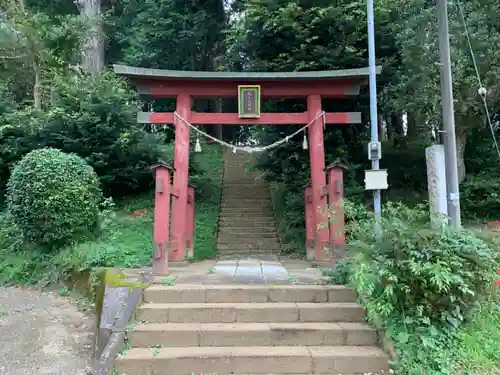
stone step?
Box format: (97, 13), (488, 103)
(221, 200), (271, 206)
(143, 285), (357, 304)
(220, 198), (271, 203)
(217, 243), (281, 251)
(218, 221), (275, 226)
(222, 181), (269, 187)
(217, 232), (278, 241)
(221, 199), (271, 205)
(115, 346), (389, 374)
(221, 195), (271, 200)
(223, 185), (269, 190)
(219, 214), (274, 220)
(217, 226), (277, 233)
(223, 181), (268, 185)
(136, 302), (365, 323)
(128, 322), (378, 347)
(220, 207), (272, 212)
(216, 250), (280, 257)
(219, 215), (275, 220)
(220, 207), (273, 214)
(221, 191), (270, 197)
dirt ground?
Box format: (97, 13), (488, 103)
(0, 287), (93, 375)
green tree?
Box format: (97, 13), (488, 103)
(0, 1), (84, 108)
(109, 0), (226, 71)
(381, 0), (500, 181)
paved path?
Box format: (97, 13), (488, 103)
(140, 257), (329, 285)
(0, 287), (93, 375)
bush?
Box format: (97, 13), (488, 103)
(39, 72), (165, 197)
(344, 202), (498, 374)
(0, 214), (24, 254)
(7, 148), (102, 248)
(460, 173), (500, 220)
(0, 72), (165, 201)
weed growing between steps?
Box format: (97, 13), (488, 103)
(323, 201), (499, 375)
(0, 143), (224, 286)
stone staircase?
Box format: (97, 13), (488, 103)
(217, 151), (281, 258)
(116, 283), (389, 374)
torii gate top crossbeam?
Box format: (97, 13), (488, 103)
(113, 64), (382, 99)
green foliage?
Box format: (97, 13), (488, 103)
(0, 214), (24, 253)
(109, 0), (226, 70)
(44, 71), (165, 196)
(7, 148), (102, 248)
(0, 5), (84, 106)
(343, 201), (498, 374)
(0, 71), (165, 199)
(269, 182), (305, 255)
(226, 0), (374, 72)
(0, 142), (224, 285)
(451, 299), (500, 372)
(382, 0), (500, 136)
(461, 173), (500, 220)
(190, 143), (224, 260)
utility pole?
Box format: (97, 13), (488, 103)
(367, 0), (382, 221)
(436, 0), (461, 228)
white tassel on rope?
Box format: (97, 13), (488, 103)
(302, 132), (308, 150)
(232, 146), (237, 154)
(194, 136), (202, 153)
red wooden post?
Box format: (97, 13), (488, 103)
(307, 95), (331, 266)
(151, 163), (174, 275)
(304, 184), (314, 261)
(170, 94), (192, 262)
(326, 161), (348, 263)
(185, 184), (195, 259)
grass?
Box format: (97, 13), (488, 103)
(0, 141), (224, 286)
(450, 298), (500, 374)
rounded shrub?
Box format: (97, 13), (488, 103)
(6, 148), (102, 248)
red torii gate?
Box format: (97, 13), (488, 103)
(114, 65), (380, 272)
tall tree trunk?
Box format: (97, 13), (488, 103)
(76, 0), (104, 73)
(406, 112), (418, 139)
(33, 64), (41, 110)
(391, 114), (404, 136)
(214, 98), (223, 140)
(385, 115), (393, 139)
(456, 131), (467, 184)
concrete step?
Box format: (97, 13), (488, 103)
(136, 302), (365, 323)
(115, 345), (389, 374)
(217, 242), (281, 251)
(143, 285), (358, 303)
(128, 322), (378, 347)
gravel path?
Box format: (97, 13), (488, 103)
(0, 287), (93, 375)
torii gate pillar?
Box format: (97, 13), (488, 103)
(170, 94), (191, 262)
(307, 95), (330, 265)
